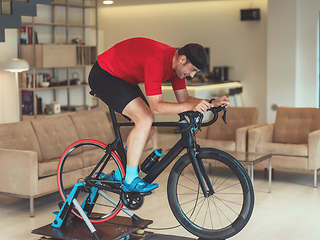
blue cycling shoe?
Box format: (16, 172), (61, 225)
(107, 172), (122, 187)
(122, 177), (158, 193)
(96, 172), (122, 187)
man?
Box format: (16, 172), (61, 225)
(89, 37), (229, 193)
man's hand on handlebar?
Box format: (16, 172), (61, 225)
(212, 96), (230, 108)
(193, 100), (213, 114)
(192, 96), (229, 114)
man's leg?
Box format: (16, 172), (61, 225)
(120, 97), (158, 192)
(122, 97), (153, 167)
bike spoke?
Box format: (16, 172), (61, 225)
(178, 183), (199, 193)
(202, 198), (209, 227)
(179, 195), (205, 207)
(215, 192), (243, 195)
(214, 196), (241, 216)
(177, 192), (200, 196)
(211, 197), (233, 226)
(183, 199), (200, 218)
(208, 197), (214, 229)
(213, 170), (236, 192)
(211, 196), (223, 227)
(180, 172), (198, 185)
(215, 182), (241, 193)
(214, 195), (243, 206)
(192, 197), (207, 223)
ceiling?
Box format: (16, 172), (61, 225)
(98, 0), (251, 7)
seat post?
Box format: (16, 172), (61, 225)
(108, 106), (127, 167)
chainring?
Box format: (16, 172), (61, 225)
(120, 191), (144, 210)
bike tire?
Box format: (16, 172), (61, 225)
(167, 148), (254, 239)
(57, 139), (125, 223)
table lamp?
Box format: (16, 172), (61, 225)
(0, 58), (30, 120)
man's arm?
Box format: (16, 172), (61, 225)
(174, 88), (230, 108)
(146, 94), (196, 115)
(174, 88), (202, 103)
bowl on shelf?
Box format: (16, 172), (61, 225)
(39, 82), (50, 88)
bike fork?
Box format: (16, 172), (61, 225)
(189, 149), (215, 197)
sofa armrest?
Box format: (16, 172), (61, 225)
(248, 124), (274, 152)
(236, 123), (267, 152)
(0, 148), (38, 196)
(308, 129), (320, 169)
(196, 126), (209, 139)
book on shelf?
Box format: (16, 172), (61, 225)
(20, 72), (35, 88)
(19, 26), (38, 44)
(21, 90), (34, 115)
(21, 72), (52, 88)
(76, 46), (97, 65)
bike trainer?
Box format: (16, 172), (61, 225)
(32, 214), (212, 240)
(32, 180), (225, 239)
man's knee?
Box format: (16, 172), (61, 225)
(135, 112), (153, 129)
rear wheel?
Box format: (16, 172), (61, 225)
(167, 148), (254, 239)
(57, 139), (125, 223)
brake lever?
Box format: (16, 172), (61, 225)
(222, 107), (227, 124)
(176, 111), (203, 134)
(210, 106), (227, 124)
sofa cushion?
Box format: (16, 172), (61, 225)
(0, 121), (42, 160)
(38, 154), (84, 178)
(256, 142), (308, 157)
(82, 147), (107, 168)
(197, 138), (236, 152)
(32, 116), (79, 162)
(274, 107), (320, 144)
(71, 109), (115, 143)
(207, 107), (258, 141)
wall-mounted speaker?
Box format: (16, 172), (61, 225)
(240, 8), (260, 21)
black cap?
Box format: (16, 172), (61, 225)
(178, 43), (207, 70)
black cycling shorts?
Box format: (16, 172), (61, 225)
(88, 62), (149, 114)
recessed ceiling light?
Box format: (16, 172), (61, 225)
(103, 0), (114, 4)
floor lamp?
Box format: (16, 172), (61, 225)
(0, 58), (30, 121)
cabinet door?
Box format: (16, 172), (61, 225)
(42, 45), (77, 68)
(20, 44), (77, 68)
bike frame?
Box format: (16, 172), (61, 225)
(88, 106), (214, 197)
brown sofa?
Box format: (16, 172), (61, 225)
(197, 107), (263, 152)
(248, 107), (320, 187)
(0, 109), (154, 216)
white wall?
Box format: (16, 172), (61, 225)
(267, 0), (297, 122)
(0, 29), (19, 123)
(296, 0), (320, 108)
(267, 0), (320, 122)
(98, 0), (268, 121)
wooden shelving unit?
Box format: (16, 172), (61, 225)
(52, 1), (96, 8)
(18, 0), (98, 119)
(21, 84), (89, 91)
(21, 22), (96, 28)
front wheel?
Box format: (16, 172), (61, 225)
(167, 148), (254, 239)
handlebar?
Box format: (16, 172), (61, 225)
(175, 105), (227, 134)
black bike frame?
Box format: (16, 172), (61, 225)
(105, 106), (214, 197)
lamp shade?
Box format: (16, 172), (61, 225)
(1, 58), (29, 73)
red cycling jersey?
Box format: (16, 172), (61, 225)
(97, 37), (186, 96)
